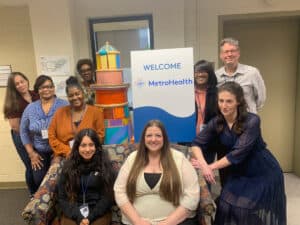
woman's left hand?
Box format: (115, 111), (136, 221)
(190, 157), (201, 169)
(202, 164), (216, 184)
(29, 151), (44, 171)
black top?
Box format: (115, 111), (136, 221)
(57, 170), (113, 224)
(74, 121), (81, 127)
(144, 173), (161, 189)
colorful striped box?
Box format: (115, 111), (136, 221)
(102, 104), (129, 119)
(104, 118), (131, 144)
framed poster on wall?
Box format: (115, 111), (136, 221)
(0, 65), (12, 86)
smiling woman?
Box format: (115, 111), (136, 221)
(20, 75), (68, 193)
(76, 58), (96, 105)
(114, 120), (200, 225)
(191, 82), (286, 225)
(57, 128), (115, 225)
(3, 72), (40, 195)
(78, 135), (96, 160)
(48, 76), (105, 158)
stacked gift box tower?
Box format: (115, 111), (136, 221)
(91, 42), (132, 144)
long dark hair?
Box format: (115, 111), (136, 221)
(61, 128), (115, 202)
(216, 81), (248, 135)
(194, 60), (217, 88)
(126, 120), (182, 206)
(3, 72), (30, 118)
(194, 60), (218, 123)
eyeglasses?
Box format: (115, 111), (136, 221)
(221, 49), (238, 54)
(39, 85), (54, 90)
(79, 68), (92, 74)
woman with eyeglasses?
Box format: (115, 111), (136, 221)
(20, 75), (68, 192)
(3, 72), (40, 196)
(76, 59), (96, 105)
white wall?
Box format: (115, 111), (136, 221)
(196, 0), (300, 65)
(73, 0), (185, 59)
(28, 0), (76, 74)
(0, 5), (36, 183)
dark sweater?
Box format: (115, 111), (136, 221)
(57, 170), (113, 225)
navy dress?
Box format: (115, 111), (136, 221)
(192, 113), (286, 225)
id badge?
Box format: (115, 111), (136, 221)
(41, 129), (48, 139)
(200, 124), (207, 133)
(79, 203), (89, 218)
(69, 139), (74, 148)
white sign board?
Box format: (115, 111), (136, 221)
(131, 48), (195, 142)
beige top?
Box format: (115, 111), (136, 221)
(114, 149), (200, 225)
(216, 63), (266, 113)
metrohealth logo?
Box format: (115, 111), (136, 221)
(135, 78), (145, 88)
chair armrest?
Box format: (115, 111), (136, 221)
(184, 147), (216, 225)
(197, 169), (216, 215)
(171, 144), (216, 224)
(22, 156), (64, 225)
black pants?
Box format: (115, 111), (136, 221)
(11, 130), (37, 194)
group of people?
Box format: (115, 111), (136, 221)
(3, 37), (286, 225)
(190, 37), (285, 225)
(3, 59), (97, 195)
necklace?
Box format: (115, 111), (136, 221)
(41, 98), (54, 115)
(71, 105), (87, 133)
(71, 104), (87, 122)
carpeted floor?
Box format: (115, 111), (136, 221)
(1, 173), (299, 225)
(0, 188), (29, 225)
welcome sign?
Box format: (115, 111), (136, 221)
(131, 48), (195, 142)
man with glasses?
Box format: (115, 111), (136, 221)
(76, 58), (95, 105)
(216, 37), (266, 113)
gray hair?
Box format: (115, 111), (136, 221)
(220, 37), (239, 49)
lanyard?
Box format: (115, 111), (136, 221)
(81, 173), (92, 204)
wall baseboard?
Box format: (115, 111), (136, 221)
(0, 182), (27, 189)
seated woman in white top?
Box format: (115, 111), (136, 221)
(114, 120), (200, 225)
